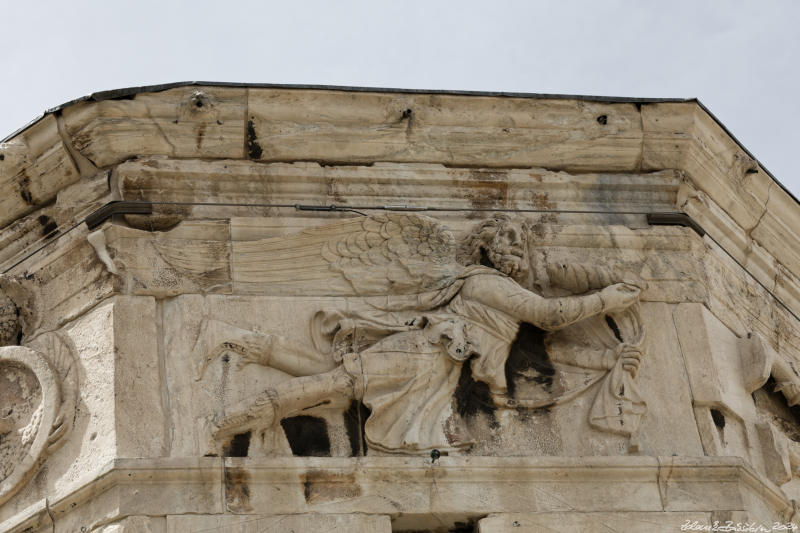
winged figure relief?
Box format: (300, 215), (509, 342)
(184, 213), (646, 454)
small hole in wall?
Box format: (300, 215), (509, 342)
(710, 408), (726, 429)
(89, 432), (97, 441)
(596, 115), (608, 125)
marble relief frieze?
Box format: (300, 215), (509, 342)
(170, 213), (649, 456)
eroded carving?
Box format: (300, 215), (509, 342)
(0, 291), (20, 347)
(0, 276), (41, 341)
(0, 332), (77, 505)
(192, 214), (646, 454)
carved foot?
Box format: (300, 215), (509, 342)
(212, 388), (279, 443)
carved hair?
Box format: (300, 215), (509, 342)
(458, 213), (529, 268)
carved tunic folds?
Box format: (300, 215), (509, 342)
(326, 284), (521, 453)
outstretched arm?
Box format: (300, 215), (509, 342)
(462, 274), (639, 331)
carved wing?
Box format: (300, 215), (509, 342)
(230, 214), (461, 296)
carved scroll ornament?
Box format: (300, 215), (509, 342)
(0, 332), (76, 506)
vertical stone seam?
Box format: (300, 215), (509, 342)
(156, 298), (173, 456)
(656, 456), (670, 512)
(227, 216), (235, 293)
(670, 305), (709, 457)
(670, 306), (697, 407)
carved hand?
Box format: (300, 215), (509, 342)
(599, 283), (640, 313)
(618, 344), (643, 378)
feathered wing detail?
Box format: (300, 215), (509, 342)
(321, 213), (461, 295)
(151, 240), (230, 277)
(231, 214), (462, 296)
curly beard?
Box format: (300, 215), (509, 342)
(486, 246), (528, 281)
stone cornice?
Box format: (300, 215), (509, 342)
(1, 85), (798, 334)
(0, 456), (791, 533)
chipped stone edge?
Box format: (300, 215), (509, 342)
(0, 456), (790, 533)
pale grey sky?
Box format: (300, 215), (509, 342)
(2, 1), (798, 195)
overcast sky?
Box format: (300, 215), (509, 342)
(2, 1), (798, 196)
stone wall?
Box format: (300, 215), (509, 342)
(1, 85), (799, 532)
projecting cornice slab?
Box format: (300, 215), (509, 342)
(0, 84), (796, 318)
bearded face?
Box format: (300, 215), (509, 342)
(486, 224), (529, 281)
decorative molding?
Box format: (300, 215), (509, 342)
(0, 332), (76, 506)
(0, 456), (790, 533)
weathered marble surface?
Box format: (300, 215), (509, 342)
(2, 85), (800, 532)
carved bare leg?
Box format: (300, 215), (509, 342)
(193, 318), (336, 380)
(212, 366), (356, 443)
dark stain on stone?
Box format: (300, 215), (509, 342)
(605, 315), (623, 342)
(246, 119), (263, 159)
(300, 399), (331, 411)
(528, 213), (557, 240)
(319, 160), (375, 168)
(222, 431), (251, 457)
(224, 467), (253, 512)
(710, 408), (725, 429)
(529, 192), (555, 210)
(280, 415), (331, 456)
(478, 247), (493, 269)
(343, 400), (371, 456)
(450, 520), (478, 533)
(454, 359), (497, 427)
(19, 174), (33, 204)
(123, 203), (188, 232)
(37, 215), (59, 238)
(301, 469), (361, 503)
(195, 122), (206, 149)
(463, 170), (509, 209)
(505, 322), (554, 397)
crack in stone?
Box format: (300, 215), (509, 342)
(748, 179), (774, 239)
(45, 497), (55, 533)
